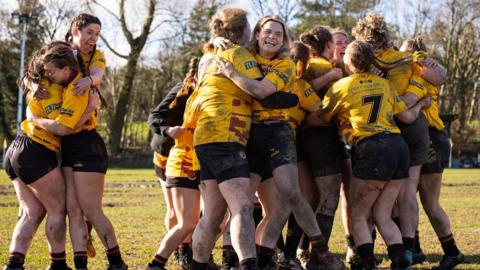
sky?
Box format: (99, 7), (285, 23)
(2, 0), (442, 67)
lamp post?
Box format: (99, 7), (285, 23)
(11, 11), (38, 135)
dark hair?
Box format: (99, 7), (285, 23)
(23, 41), (78, 96)
(246, 15), (290, 58)
(345, 41), (375, 73)
(170, 57), (199, 108)
(291, 41), (310, 78)
(65, 13), (102, 42)
(300, 25), (333, 56)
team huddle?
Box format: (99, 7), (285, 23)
(2, 7), (463, 270)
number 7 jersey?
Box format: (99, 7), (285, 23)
(317, 73), (408, 146)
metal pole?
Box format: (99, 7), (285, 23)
(16, 18), (28, 135)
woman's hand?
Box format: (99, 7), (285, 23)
(327, 67), (343, 81)
(165, 126), (184, 139)
(215, 57), (235, 78)
(73, 76), (93, 96)
(212, 36), (233, 51)
(32, 83), (50, 100)
(418, 96), (432, 109)
(88, 89), (100, 109)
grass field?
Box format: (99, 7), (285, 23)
(0, 169), (479, 269)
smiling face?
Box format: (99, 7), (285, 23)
(333, 33), (348, 61)
(43, 61), (71, 84)
(256, 20), (284, 59)
(71, 23), (101, 54)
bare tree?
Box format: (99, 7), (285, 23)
(88, 0), (159, 155)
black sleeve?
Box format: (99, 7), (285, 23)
(147, 82), (183, 135)
(257, 91), (299, 109)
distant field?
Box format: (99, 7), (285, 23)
(0, 169), (479, 269)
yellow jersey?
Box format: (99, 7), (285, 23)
(79, 49), (106, 73)
(317, 73), (408, 145)
(252, 54), (295, 121)
(376, 48), (422, 96)
(305, 56), (335, 98)
(165, 127), (197, 178)
(286, 78), (321, 130)
(187, 46), (263, 146)
(153, 152), (168, 169)
(405, 68), (445, 130)
(22, 78), (64, 152)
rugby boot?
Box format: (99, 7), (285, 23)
(431, 253), (464, 270)
(297, 249), (309, 269)
(207, 256), (219, 270)
(107, 262), (128, 270)
(3, 266), (24, 270)
(411, 251), (426, 265)
(45, 266), (72, 270)
(277, 253), (303, 270)
(145, 264), (166, 270)
(306, 251), (346, 270)
(220, 247), (239, 270)
(390, 255), (412, 270)
(349, 255), (378, 270)
(178, 247), (193, 270)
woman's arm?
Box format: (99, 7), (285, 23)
(73, 66), (106, 95)
(395, 96), (431, 124)
(308, 68), (343, 92)
(28, 90), (100, 136)
(216, 57), (277, 99)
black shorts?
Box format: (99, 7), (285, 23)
(154, 165), (166, 181)
(166, 176), (199, 190)
(3, 134), (58, 184)
(351, 133), (409, 181)
(247, 121), (297, 176)
(300, 126), (344, 177)
(296, 132), (306, 162)
(421, 128), (450, 174)
(395, 113), (429, 166)
(61, 129), (108, 173)
(195, 142), (250, 183)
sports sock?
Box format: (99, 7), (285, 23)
(315, 213), (335, 243)
(240, 257), (258, 270)
(49, 251), (67, 270)
(6, 252), (25, 269)
(256, 245), (274, 269)
(106, 245), (124, 266)
(284, 214), (304, 258)
(439, 234), (460, 256)
(73, 251), (88, 269)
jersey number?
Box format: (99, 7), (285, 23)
(362, 94), (383, 124)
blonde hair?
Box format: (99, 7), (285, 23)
(345, 41), (375, 73)
(246, 15), (290, 58)
(400, 35), (427, 52)
(209, 8), (248, 44)
(352, 12), (390, 51)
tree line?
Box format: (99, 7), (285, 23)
(0, 0), (479, 160)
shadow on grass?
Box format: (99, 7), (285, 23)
(331, 252), (479, 269)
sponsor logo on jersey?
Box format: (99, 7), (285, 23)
(60, 108), (74, 116)
(44, 103), (61, 114)
(244, 61), (258, 70)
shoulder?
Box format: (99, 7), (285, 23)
(376, 48), (411, 62)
